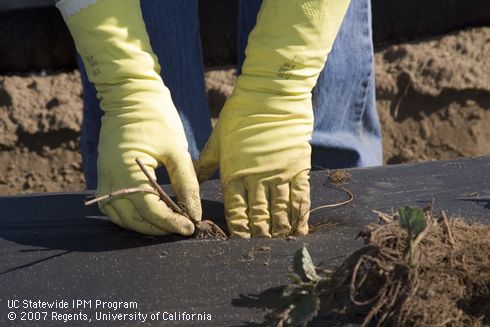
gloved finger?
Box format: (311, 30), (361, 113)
(108, 198), (172, 236)
(223, 180), (250, 238)
(270, 182), (292, 237)
(165, 152), (202, 223)
(118, 193), (195, 236)
(194, 122), (221, 183)
(290, 170), (311, 236)
(246, 179), (271, 238)
(100, 203), (124, 228)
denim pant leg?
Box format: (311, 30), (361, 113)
(78, 0), (211, 189)
(78, 57), (101, 190)
(237, 0), (383, 169)
(311, 0), (382, 168)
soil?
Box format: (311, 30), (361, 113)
(0, 72), (84, 195)
(376, 27), (490, 164)
(1, 27), (489, 196)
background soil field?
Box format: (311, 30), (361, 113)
(0, 26), (489, 195)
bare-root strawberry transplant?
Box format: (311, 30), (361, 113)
(279, 207), (490, 326)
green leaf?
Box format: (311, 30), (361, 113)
(293, 247), (321, 282)
(399, 207), (427, 239)
(283, 284), (300, 297)
(286, 292), (320, 327)
(287, 273), (303, 285)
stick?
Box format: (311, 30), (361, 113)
(84, 159), (183, 216)
(372, 209), (394, 223)
(134, 159), (227, 237)
(85, 187), (159, 206)
(134, 158), (188, 218)
(84, 158), (228, 238)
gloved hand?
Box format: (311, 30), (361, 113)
(57, 0), (201, 236)
(195, 0), (350, 238)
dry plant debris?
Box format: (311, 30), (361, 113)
(86, 160), (357, 239)
(278, 207), (490, 326)
(85, 158), (227, 239)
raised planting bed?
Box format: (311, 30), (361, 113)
(0, 157), (489, 326)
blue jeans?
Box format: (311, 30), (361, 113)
(78, 0), (382, 189)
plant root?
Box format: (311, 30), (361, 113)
(309, 184), (354, 214)
(316, 211), (490, 326)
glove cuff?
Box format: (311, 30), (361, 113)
(56, 0), (97, 22)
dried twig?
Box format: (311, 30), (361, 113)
(134, 158), (227, 238)
(85, 187), (159, 206)
(372, 209), (394, 223)
(85, 158), (228, 238)
(134, 158), (187, 217)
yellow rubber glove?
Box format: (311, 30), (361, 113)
(195, 0), (350, 238)
(57, 0), (201, 236)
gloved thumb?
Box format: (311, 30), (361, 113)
(194, 122), (221, 183)
(164, 151), (202, 223)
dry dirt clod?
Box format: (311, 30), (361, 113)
(194, 220), (228, 239)
(328, 169), (352, 185)
(240, 251), (255, 262)
(259, 246), (272, 252)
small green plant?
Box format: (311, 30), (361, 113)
(278, 207), (431, 326)
(278, 247), (331, 327)
(399, 206), (427, 240)
(398, 206), (428, 266)
(276, 208), (489, 326)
